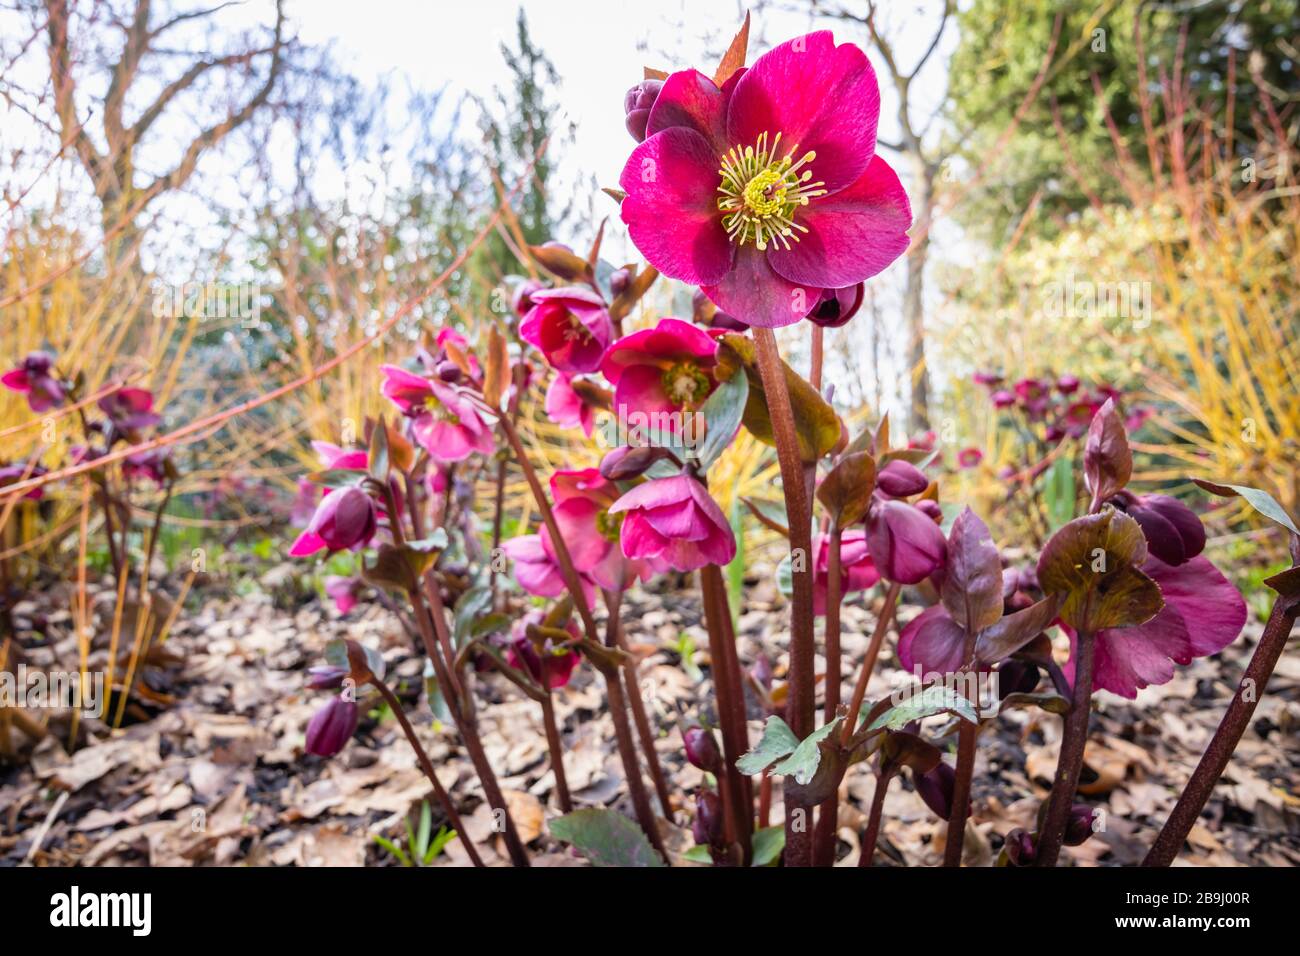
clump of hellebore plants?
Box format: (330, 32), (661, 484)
(282, 15), (1293, 870)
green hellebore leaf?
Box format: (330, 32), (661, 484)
(751, 825), (785, 867)
(718, 332), (840, 462)
(363, 534), (446, 594)
(998, 691), (1071, 716)
(1192, 479), (1300, 536)
(735, 714), (800, 775)
(693, 369), (748, 471)
(1043, 453), (1076, 530)
(867, 684), (979, 733)
(770, 716), (843, 786)
(549, 808), (665, 867)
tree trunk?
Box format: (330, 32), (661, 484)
(904, 158), (933, 434)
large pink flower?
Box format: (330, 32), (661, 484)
(518, 287), (613, 373)
(609, 473), (735, 571)
(619, 32), (911, 328)
(600, 317), (720, 426)
(379, 365), (494, 461)
(812, 529), (879, 615)
(550, 468), (653, 592)
(1063, 554), (1247, 699)
(501, 533), (598, 608)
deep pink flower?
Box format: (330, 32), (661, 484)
(2, 352), (64, 412)
(289, 486), (378, 556)
(512, 279), (546, 317)
(898, 604), (967, 675)
(507, 612), (581, 690)
(600, 318), (720, 426)
(325, 575), (364, 614)
(991, 389), (1016, 409)
(957, 447), (983, 469)
(380, 365), (494, 461)
(545, 374), (597, 437)
(550, 468), (653, 591)
(812, 528), (879, 615)
(501, 534), (598, 608)
(865, 498), (946, 584)
(122, 449), (170, 484)
(609, 473), (736, 571)
(305, 695), (359, 757)
(1059, 398), (1103, 438)
(1063, 554), (1246, 699)
(1056, 374), (1081, 394)
(518, 287), (613, 373)
(908, 431), (937, 451)
(98, 387), (161, 431)
(973, 371), (1003, 388)
(619, 32), (911, 328)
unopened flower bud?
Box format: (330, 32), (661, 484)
(305, 695), (359, 757)
(436, 360), (463, 383)
(1002, 828), (1037, 866)
(915, 499), (943, 523)
(599, 445), (670, 481)
(683, 726), (722, 774)
(1065, 804), (1097, 846)
(915, 761), (957, 820)
(624, 79), (664, 142)
(609, 268), (631, 299)
(693, 789), (725, 848)
(806, 283), (864, 328)
(876, 459), (929, 498)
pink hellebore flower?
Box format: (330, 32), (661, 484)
(0, 463), (47, 499)
(289, 486), (378, 556)
(609, 473), (736, 572)
(122, 449), (170, 485)
(501, 534), (598, 609)
(312, 440), (368, 471)
(619, 31), (911, 328)
(2, 352), (64, 412)
(98, 387), (162, 431)
(812, 529), (879, 615)
(957, 447), (983, 469)
(325, 575), (364, 615)
(600, 318), (720, 425)
(1063, 554), (1246, 699)
(545, 374), (597, 437)
(379, 365), (494, 461)
(865, 498), (947, 585)
(518, 286), (613, 373)
(550, 468), (653, 591)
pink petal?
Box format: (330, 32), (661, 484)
(646, 69), (729, 152)
(613, 364), (679, 424)
(898, 605), (968, 675)
(726, 31), (881, 192)
(619, 127), (733, 286)
(1146, 555), (1246, 657)
(600, 318), (719, 384)
(1, 369), (30, 392)
(701, 243), (815, 328)
(767, 154), (912, 288)
(289, 531), (327, 557)
(551, 497), (614, 572)
(545, 375), (584, 429)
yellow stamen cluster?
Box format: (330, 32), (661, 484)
(717, 132), (826, 251)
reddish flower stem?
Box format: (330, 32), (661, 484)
(752, 327), (816, 866)
(810, 325), (824, 392)
(609, 610), (675, 820)
(813, 525), (844, 866)
(700, 564), (754, 865)
(842, 582), (902, 747)
(1035, 628), (1096, 866)
(371, 678), (486, 867)
(944, 629), (981, 867)
(540, 693), (573, 814)
(858, 772), (891, 867)
(1144, 590), (1300, 866)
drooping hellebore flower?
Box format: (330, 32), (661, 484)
(122, 449), (171, 485)
(500, 534), (598, 609)
(98, 387), (162, 432)
(1107, 490), (1206, 567)
(506, 611), (581, 690)
(289, 485), (379, 556)
(600, 317), (720, 429)
(806, 283), (865, 328)
(380, 364), (494, 461)
(2, 352), (64, 412)
(518, 287), (613, 373)
(325, 575), (364, 615)
(544, 374), (598, 437)
(812, 528), (879, 615)
(957, 447), (983, 469)
(609, 473), (736, 572)
(865, 498), (947, 585)
(1062, 553), (1246, 699)
(549, 468), (653, 591)
(305, 695), (359, 757)
(619, 31), (912, 328)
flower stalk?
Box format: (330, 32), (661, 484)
(1035, 628), (1096, 866)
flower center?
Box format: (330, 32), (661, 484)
(661, 361), (711, 408)
(595, 508), (623, 543)
(564, 312), (593, 344)
(717, 132), (826, 251)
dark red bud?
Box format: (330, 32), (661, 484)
(915, 499), (943, 523)
(915, 761), (957, 819)
(599, 445), (670, 481)
(996, 660), (1041, 697)
(1065, 804), (1098, 846)
(693, 789), (725, 848)
(609, 268), (631, 299)
(806, 283), (864, 328)
(1003, 828), (1037, 866)
(435, 360), (463, 383)
(683, 726), (722, 774)
(305, 695), (359, 757)
(305, 665), (348, 690)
